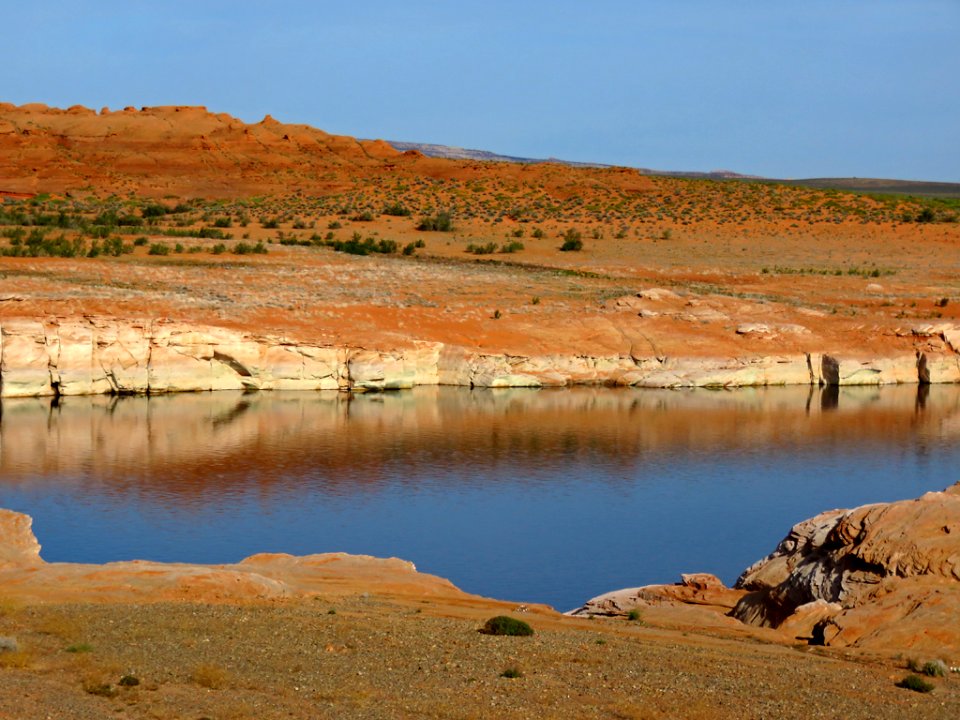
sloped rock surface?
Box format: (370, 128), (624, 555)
(732, 483), (960, 650)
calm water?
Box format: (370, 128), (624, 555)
(1, 385), (958, 610)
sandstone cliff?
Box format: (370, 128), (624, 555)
(2, 316), (959, 397)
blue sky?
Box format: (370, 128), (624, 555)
(4, 1), (958, 180)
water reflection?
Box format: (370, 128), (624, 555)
(1, 385), (958, 609)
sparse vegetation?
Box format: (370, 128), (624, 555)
(65, 642), (94, 653)
(500, 667), (523, 679)
(559, 229), (583, 251)
(479, 616), (534, 636)
(896, 674), (934, 693)
(417, 212), (454, 232)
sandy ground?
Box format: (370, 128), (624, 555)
(2, 595), (958, 720)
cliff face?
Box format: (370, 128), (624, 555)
(1, 316), (959, 397)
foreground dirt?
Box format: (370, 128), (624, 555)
(2, 597), (958, 720)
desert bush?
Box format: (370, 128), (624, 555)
(559, 229), (583, 251)
(480, 616), (534, 636)
(466, 242), (498, 255)
(118, 674), (140, 687)
(383, 202), (411, 217)
(896, 674), (934, 693)
(918, 659), (948, 677)
(148, 243), (170, 256)
(500, 241), (524, 254)
(500, 667), (523, 678)
(417, 212), (454, 232)
(626, 608), (643, 622)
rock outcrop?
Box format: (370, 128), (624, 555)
(572, 484), (960, 653)
(732, 482), (960, 650)
(0, 507), (467, 604)
(2, 316), (959, 397)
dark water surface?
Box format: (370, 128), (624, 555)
(2, 385), (958, 611)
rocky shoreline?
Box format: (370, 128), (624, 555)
(2, 484), (959, 656)
(571, 483), (960, 654)
(2, 315), (959, 397)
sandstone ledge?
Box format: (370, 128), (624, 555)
(1, 316), (958, 398)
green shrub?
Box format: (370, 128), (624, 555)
(480, 616), (533, 637)
(896, 674), (934, 693)
(148, 243), (170, 256)
(383, 202), (411, 217)
(418, 212), (454, 232)
(500, 667), (523, 679)
(500, 241), (524, 254)
(626, 608), (643, 622)
(466, 242), (498, 255)
(559, 229), (583, 251)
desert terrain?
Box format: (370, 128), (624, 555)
(1, 103), (959, 717)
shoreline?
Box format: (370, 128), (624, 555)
(2, 315), (959, 398)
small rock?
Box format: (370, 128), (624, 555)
(0, 637), (18, 653)
(865, 283), (884, 293)
(736, 323), (772, 336)
(638, 288), (681, 302)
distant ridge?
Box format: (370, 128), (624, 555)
(386, 140), (760, 180)
(386, 140), (960, 197)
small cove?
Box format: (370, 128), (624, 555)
(1, 384), (958, 611)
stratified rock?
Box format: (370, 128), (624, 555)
(732, 483), (960, 651)
(1, 316), (958, 396)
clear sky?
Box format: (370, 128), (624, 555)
(4, 1), (958, 181)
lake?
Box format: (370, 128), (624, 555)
(1, 384), (958, 611)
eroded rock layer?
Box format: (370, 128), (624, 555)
(2, 316), (959, 397)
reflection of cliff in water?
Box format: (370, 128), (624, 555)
(2, 385), (958, 500)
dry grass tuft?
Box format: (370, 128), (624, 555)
(0, 649), (34, 670)
(191, 662), (230, 689)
